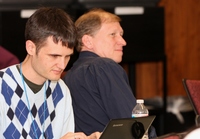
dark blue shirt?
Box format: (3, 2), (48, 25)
(63, 51), (157, 138)
(64, 51), (136, 134)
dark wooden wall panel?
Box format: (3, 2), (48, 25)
(159, 0), (200, 96)
(137, 0), (200, 98)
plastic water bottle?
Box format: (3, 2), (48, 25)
(132, 99), (149, 139)
(132, 99), (149, 118)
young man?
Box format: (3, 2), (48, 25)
(63, 8), (157, 138)
(0, 7), (100, 139)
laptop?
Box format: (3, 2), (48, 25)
(100, 115), (156, 139)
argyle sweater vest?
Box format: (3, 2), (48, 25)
(0, 65), (74, 139)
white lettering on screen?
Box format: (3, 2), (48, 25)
(113, 124), (123, 127)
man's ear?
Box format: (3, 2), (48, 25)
(26, 40), (36, 55)
(82, 35), (93, 49)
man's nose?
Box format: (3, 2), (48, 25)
(119, 36), (127, 46)
(58, 58), (69, 69)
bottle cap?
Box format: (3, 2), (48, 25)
(136, 99), (144, 103)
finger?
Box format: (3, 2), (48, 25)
(74, 132), (88, 139)
(88, 132), (102, 139)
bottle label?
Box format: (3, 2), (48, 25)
(132, 114), (148, 118)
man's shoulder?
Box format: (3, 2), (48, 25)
(0, 66), (20, 91)
(66, 56), (122, 77)
(71, 56), (117, 70)
(49, 79), (71, 96)
(0, 65), (18, 78)
(84, 57), (123, 75)
(50, 79), (68, 89)
(91, 57), (117, 66)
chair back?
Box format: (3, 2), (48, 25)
(182, 79), (200, 126)
(182, 79), (200, 115)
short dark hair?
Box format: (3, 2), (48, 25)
(25, 7), (77, 54)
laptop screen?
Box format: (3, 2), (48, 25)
(100, 115), (156, 139)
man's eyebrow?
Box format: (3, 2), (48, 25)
(66, 53), (74, 56)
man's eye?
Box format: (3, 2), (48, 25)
(51, 55), (58, 58)
(111, 33), (116, 36)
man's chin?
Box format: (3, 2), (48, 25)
(49, 76), (60, 81)
(115, 58), (122, 63)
